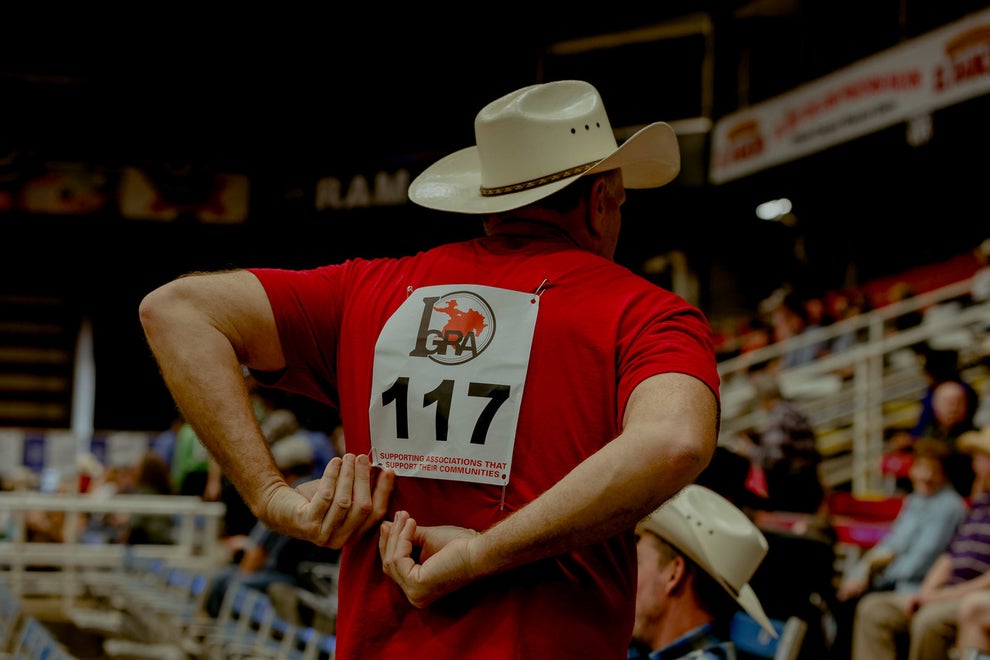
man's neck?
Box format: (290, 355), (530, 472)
(652, 607), (717, 651)
(486, 217), (575, 242)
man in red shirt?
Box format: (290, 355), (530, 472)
(140, 80), (720, 658)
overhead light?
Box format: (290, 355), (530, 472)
(755, 197), (792, 221)
(906, 113), (933, 147)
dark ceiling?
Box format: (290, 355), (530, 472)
(5, 1), (985, 173)
(3, 1), (988, 304)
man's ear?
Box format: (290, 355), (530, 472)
(586, 174), (608, 237)
(664, 555), (689, 595)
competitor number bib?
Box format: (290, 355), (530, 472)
(369, 284), (539, 485)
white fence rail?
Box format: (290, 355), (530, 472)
(0, 492), (227, 607)
(717, 276), (990, 495)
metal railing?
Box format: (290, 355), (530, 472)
(0, 492), (227, 607)
(717, 277), (990, 494)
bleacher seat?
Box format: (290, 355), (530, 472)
(10, 616), (76, 660)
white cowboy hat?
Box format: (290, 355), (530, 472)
(407, 79), (680, 214)
(637, 484), (776, 637)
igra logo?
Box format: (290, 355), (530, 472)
(408, 290), (495, 365)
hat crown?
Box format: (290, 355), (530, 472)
(641, 485), (768, 592)
(475, 81), (619, 190)
(678, 494), (766, 591)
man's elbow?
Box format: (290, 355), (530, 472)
(677, 435), (717, 484)
(138, 285), (174, 340)
(655, 424), (717, 488)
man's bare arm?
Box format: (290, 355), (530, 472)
(140, 269), (393, 546)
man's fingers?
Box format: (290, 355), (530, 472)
(323, 454), (386, 548)
(321, 455), (343, 486)
(308, 456), (343, 515)
(381, 511), (412, 575)
(357, 465), (396, 538)
(317, 454), (355, 521)
(299, 453), (394, 548)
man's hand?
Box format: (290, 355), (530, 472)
(267, 453), (395, 548)
(379, 510), (479, 608)
(903, 592), (924, 616)
(837, 575), (868, 602)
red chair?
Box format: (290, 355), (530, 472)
(827, 491), (905, 578)
(827, 491), (904, 550)
(827, 491), (905, 521)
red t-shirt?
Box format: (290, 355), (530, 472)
(249, 235), (719, 659)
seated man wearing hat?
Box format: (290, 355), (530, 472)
(629, 484), (776, 659)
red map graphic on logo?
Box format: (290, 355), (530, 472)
(434, 299), (488, 338)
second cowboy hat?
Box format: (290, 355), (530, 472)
(408, 80), (681, 214)
(637, 484), (776, 637)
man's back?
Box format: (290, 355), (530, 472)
(250, 234), (718, 657)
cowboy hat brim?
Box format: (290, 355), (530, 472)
(408, 121), (681, 214)
(735, 583), (777, 639)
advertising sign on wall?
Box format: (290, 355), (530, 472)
(709, 7), (990, 184)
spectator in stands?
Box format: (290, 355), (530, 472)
(740, 315), (773, 355)
(852, 423), (990, 660)
(728, 370), (825, 516)
(885, 281), (924, 333)
(24, 472), (82, 543)
(694, 445), (768, 520)
(117, 451), (177, 545)
(829, 287), (871, 377)
(890, 375), (979, 496)
(920, 379), (977, 445)
(804, 295), (835, 331)
(764, 288), (830, 371)
(628, 484), (775, 659)
(0, 467), (58, 543)
(203, 434), (340, 618)
(831, 439), (966, 659)
(79, 452), (174, 545)
(149, 415), (182, 469)
(171, 420), (211, 497)
(908, 349), (981, 442)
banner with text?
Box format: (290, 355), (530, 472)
(709, 7), (990, 184)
